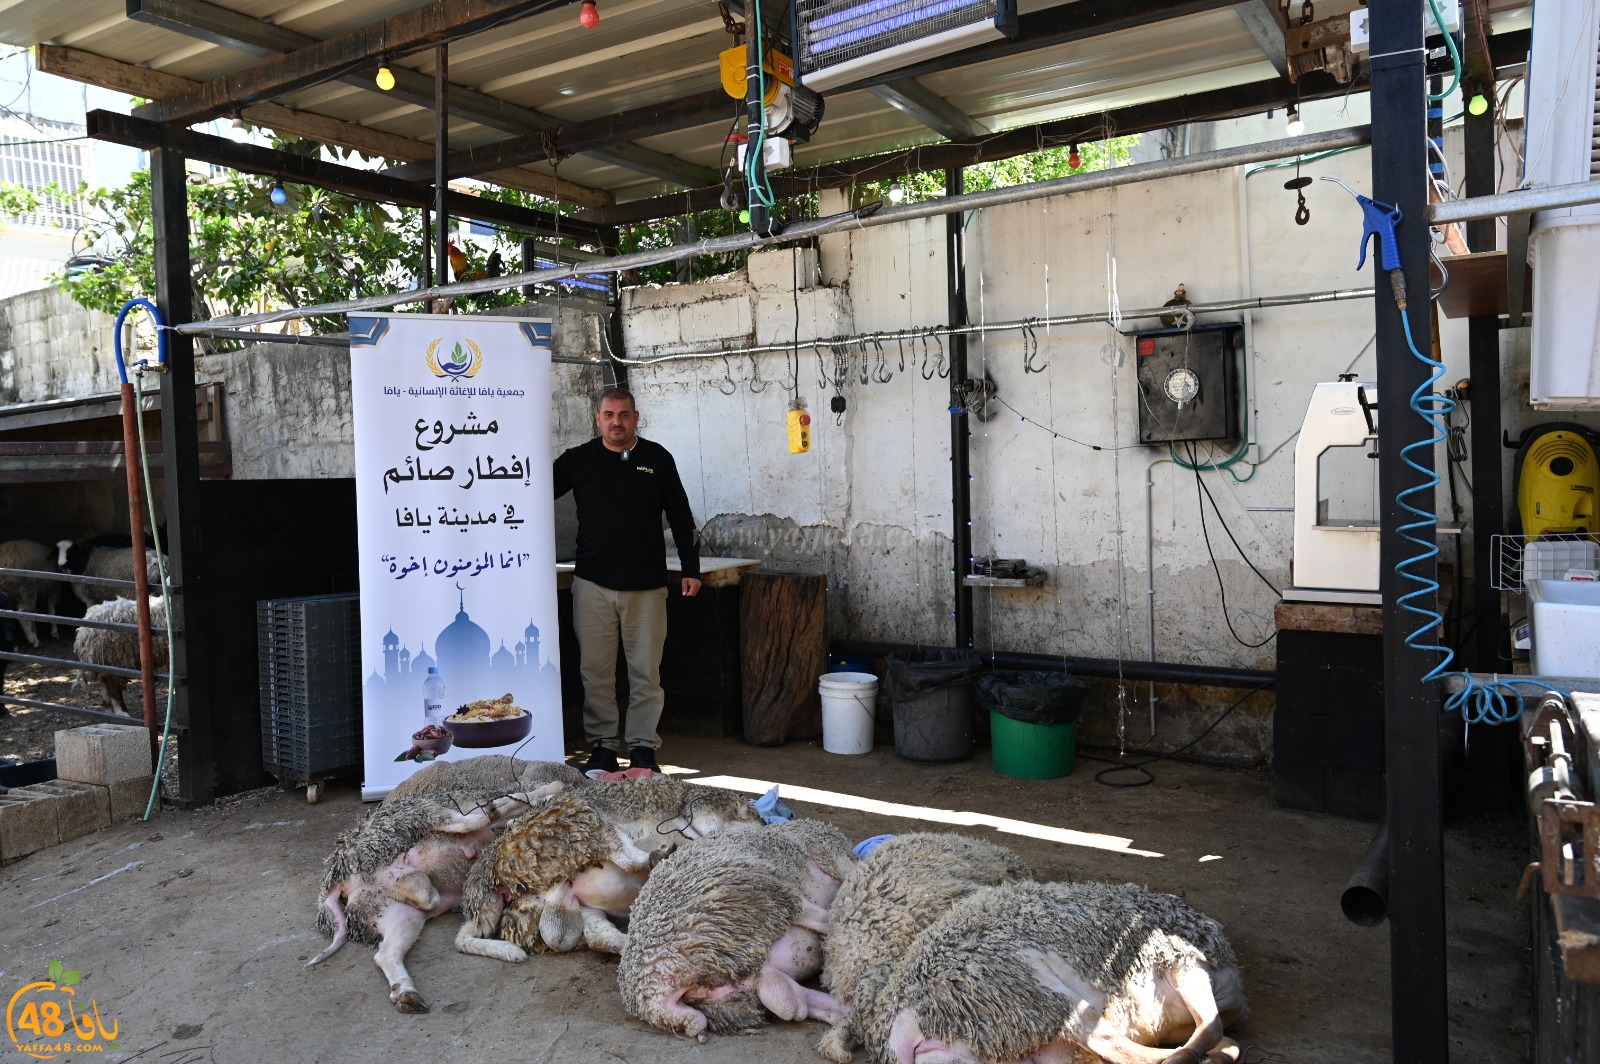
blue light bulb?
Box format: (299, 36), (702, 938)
(269, 182), (287, 206)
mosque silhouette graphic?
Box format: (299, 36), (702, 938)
(364, 587), (558, 726)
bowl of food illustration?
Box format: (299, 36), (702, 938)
(442, 693), (532, 748)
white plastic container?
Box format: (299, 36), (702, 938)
(818, 672), (877, 755)
(1528, 579), (1600, 679)
(1524, 540), (1600, 584)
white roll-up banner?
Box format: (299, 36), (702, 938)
(349, 313), (563, 799)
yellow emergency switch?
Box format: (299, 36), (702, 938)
(787, 405), (811, 454)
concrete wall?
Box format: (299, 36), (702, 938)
(615, 147), (1500, 758)
(0, 287), (120, 405)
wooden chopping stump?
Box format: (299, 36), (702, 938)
(740, 570), (826, 746)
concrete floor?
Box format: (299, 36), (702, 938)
(0, 735), (1530, 1063)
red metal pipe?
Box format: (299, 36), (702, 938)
(119, 381), (158, 766)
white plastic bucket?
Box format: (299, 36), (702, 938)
(818, 671), (877, 755)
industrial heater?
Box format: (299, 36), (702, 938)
(795, 0), (1018, 93)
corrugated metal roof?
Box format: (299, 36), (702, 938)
(0, 0), (1534, 206)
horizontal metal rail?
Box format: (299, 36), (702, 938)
(0, 694), (149, 725)
(0, 565), (179, 593)
(0, 648), (175, 682)
(612, 286), (1378, 365)
(172, 126), (1376, 333)
(1428, 180), (1600, 225)
(0, 607), (176, 635)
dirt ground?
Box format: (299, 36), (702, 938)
(0, 734), (1530, 1064)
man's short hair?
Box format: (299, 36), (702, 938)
(596, 386), (636, 412)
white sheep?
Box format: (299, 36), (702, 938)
(72, 596), (168, 715)
(818, 832), (1034, 1064)
(0, 538), (66, 646)
(618, 818), (858, 1040)
(455, 777), (765, 962)
(383, 754), (587, 804)
(871, 880), (1248, 1064)
(56, 541), (164, 608)
(308, 790), (538, 1012)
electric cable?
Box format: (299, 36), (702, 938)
(1085, 678), (1273, 787)
(1186, 442), (1276, 649)
(1424, 0), (1463, 103)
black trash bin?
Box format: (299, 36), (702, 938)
(884, 651), (982, 763)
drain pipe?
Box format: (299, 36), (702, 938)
(1341, 820), (1390, 926)
(948, 166), (974, 650)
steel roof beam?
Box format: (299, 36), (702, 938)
(399, 0), (1242, 182)
(125, 0), (712, 187)
(868, 79), (990, 141)
(386, 89), (736, 182)
(134, 0), (578, 127)
(36, 43), (609, 207)
(1232, 0), (1288, 77)
(86, 109), (607, 243)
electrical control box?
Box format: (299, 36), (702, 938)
(1134, 322), (1243, 445)
(787, 406), (811, 453)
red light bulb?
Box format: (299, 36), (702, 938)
(1068, 144), (1081, 170)
(579, 1), (599, 28)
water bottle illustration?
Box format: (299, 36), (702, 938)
(422, 667), (447, 726)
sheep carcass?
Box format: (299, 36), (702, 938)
(56, 541), (164, 608)
(72, 596), (168, 714)
(455, 776), (764, 962)
(0, 539), (65, 646)
(383, 754), (587, 804)
(819, 832), (1034, 1063)
(618, 818), (858, 1040)
(873, 880), (1248, 1064)
(307, 790), (536, 1013)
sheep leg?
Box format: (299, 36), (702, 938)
(756, 967), (849, 1025)
(796, 898), (832, 934)
(100, 676), (131, 715)
(579, 905), (627, 953)
(16, 585), (38, 647)
(817, 1021), (859, 1064)
(455, 889), (528, 963)
(1082, 1024), (1185, 1064)
(538, 884), (585, 952)
(1159, 962), (1229, 1064)
(371, 901), (431, 1013)
(653, 987), (709, 1040)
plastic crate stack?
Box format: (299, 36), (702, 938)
(257, 593), (362, 782)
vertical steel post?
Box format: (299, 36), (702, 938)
(1464, 90), (1503, 670)
(946, 166), (973, 649)
(150, 148), (211, 805)
(745, 13), (771, 237)
(435, 44), (451, 295)
(1370, 2), (1450, 1060)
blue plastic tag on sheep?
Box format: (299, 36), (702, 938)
(750, 785), (793, 825)
(853, 834), (895, 858)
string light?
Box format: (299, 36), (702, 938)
(269, 180), (287, 206)
(1285, 103), (1305, 137)
(888, 184), (905, 203)
(1068, 143), (1081, 170)
(375, 63), (396, 91)
(1467, 89), (1489, 116)
(579, 1), (600, 28)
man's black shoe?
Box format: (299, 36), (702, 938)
(581, 743), (620, 775)
(627, 746), (661, 773)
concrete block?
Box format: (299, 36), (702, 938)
(679, 293), (752, 343)
(12, 780), (111, 842)
(0, 790), (59, 862)
(748, 247), (818, 291)
(108, 777), (156, 822)
(54, 724), (152, 785)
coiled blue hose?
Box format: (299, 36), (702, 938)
(112, 297), (169, 380)
(1395, 303), (1568, 725)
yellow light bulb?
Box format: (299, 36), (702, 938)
(1468, 93), (1489, 116)
(376, 65), (396, 92)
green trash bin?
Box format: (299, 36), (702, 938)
(989, 710), (1076, 779)
(975, 670), (1090, 780)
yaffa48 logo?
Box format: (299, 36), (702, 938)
(6, 959), (120, 1059)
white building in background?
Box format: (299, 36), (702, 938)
(0, 49), (142, 299)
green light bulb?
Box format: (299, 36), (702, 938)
(739, 209), (751, 223)
(1468, 93), (1489, 116)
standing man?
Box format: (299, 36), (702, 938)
(554, 387), (702, 775)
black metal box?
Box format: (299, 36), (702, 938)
(1134, 322), (1243, 444)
